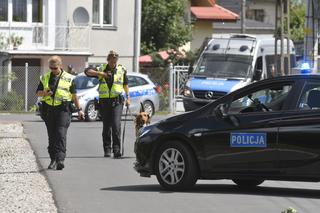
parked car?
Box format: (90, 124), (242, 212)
(134, 74), (320, 190)
(74, 72), (160, 121)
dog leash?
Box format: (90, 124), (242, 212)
(121, 106), (129, 157)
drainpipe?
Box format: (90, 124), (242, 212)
(133, 0), (141, 72)
(241, 0), (246, 34)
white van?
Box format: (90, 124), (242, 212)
(183, 34), (296, 111)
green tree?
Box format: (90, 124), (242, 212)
(141, 0), (192, 54)
(290, 0), (305, 42)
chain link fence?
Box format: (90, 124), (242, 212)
(140, 66), (170, 112)
(0, 64), (189, 113)
(0, 65), (40, 112)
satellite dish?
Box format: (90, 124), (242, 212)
(73, 7), (89, 25)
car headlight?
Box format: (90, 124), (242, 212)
(139, 128), (151, 138)
(183, 86), (193, 97)
(138, 124), (155, 138)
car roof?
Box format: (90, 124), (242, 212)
(76, 71), (149, 78)
(252, 74), (320, 85)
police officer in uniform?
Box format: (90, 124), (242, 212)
(85, 50), (131, 158)
(36, 56), (84, 170)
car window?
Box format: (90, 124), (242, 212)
(229, 84), (293, 114)
(74, 76), (99, 89)
(127, 76), (137, 87)
(298, 83), (320, 110)
(135, 77), (148, 86)
(127, 76), (148, 87)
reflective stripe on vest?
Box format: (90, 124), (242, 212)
(98, 64), (125, 98)
(40, 70), (74, 106)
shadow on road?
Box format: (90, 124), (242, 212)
(101, 183), (320, 198)
(101, 184), (164, 192)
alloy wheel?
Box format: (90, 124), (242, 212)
(159, 148), (185, 185)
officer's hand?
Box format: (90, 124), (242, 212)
(125, 97), (131, 106)
(78, 110), (85, 120)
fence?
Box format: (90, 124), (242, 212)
(0, 64), (40, 112)
(0, 64), (190, 114)
(140, 64), (189, 113)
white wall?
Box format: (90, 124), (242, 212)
(247, 1), (275, 25)
(66, 0), (135, 71)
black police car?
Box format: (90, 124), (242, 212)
(134, 74), (320, 190)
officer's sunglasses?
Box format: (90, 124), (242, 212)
(50, 66), (59, 70)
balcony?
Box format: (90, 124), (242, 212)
(0, 23), (90, 52)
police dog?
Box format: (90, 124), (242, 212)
(135, 103), (151, 137)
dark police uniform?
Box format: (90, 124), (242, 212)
(85, 64), (128, 157)
(36, 69), (76, 167)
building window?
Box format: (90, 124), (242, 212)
(13, 0), (27, 22)
(0, 0), (8, 21)
(32, 0), (42, 23)
(246, 9), (265, 22)
(93, 0), (114, 26)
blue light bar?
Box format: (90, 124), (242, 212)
(300, 62), (312, 74)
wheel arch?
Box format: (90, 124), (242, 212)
(150, 134), (202, 177)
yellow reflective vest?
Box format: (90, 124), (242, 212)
(97, 64), (125, 98)
(41, 70), (74, 106)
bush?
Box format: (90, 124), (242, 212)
(156, 83), (169, 112)
(0, 91), (24, 111)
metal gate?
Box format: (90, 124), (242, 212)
(169, 64), (189, 113)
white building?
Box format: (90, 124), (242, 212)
(0, 0), (138, 107)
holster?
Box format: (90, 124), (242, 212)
(94, 97), (100, 110)
(69, 102), (78, 113)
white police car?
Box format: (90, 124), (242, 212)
(74, 72), (160, 121)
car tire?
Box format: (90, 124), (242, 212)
(142, 100), (154, 116)
(232, 179), (264, 188)
(85, 101), (98, 122)
(155, 141), (198, 191)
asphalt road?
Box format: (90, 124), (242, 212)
(1, 113), (320, 213)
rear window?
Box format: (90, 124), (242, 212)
(128, 76), (148, 87)
(74, 76), (99, 89)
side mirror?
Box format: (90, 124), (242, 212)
(188, 65), (194, 75)
(214, 103), (228, 119)
(214, 103), (240, 126)
(253, 69), (262, 81)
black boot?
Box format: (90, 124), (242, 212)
(113, 150), (122, 159)
(56, 160), (65, 170)
(48, 160), (56, 169)
(104, 148), (111, 157)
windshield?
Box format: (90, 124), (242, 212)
(193, 54), (253, 79)
(74, 75), (99, 90)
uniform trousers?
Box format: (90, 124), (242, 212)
(43, 107), (71, 161)
(99, 98), (123, 153)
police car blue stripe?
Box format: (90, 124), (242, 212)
(230, 133), (267, 148)
(190, 78), (241, 93)
(129, 88), (156, 98)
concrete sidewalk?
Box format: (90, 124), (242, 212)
(0, 121), (57, 213)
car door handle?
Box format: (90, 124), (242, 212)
(193, 133), (202, 137)
(267, 120), (281, 125)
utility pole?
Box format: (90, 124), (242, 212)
(275, 0), (291, 76)
(241, 0), (246, 33)
(304, 0), (319, 73)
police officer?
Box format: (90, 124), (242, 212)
(36, 56), (84, 170)
(85, 50), (131, 158)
